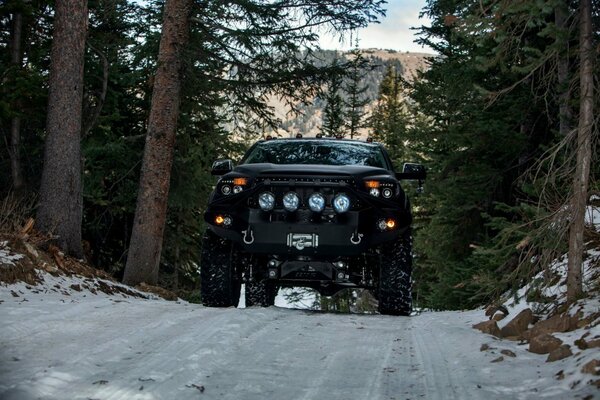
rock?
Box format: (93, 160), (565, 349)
(501, 349), (516, 358)
(500, 308), (534, 338)
(555, 370), (565, 380)
(546, 345), (572, 362)
(480, 344), (490, 351)
(491, 356), (504, 363)
(529, 313), (575, 338)
(473, 320), (501, 337)
(587, 339), (600, 349)
(575, 337), (588, 350)
(529, 333), (563, 354)
(581, 359), (600, 376)
(493, 312), (507, 322)
(486, 305), (509, 321)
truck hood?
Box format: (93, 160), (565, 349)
(232, 163), (392, 180)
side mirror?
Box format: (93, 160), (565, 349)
(397, 163), (426, 181)
(211, 159), (234, 175)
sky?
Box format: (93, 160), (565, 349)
(318, 0), (432, 53)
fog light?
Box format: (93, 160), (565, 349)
(308, 193), (325, 212)
(332, 194), (350, 213)
(268, 269), (277, 278)
(377, 218), (396, 231)
(223, 216), (233, 227)
(258, 192), (275, 211)
(283, 192), (300, 212)
(337, 272), (345, 280)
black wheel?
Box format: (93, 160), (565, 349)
(377, 229), (412, 316)
(245, 279), (277, 307)
(200, 229), (241, 307)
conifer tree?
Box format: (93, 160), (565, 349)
(36, 0), (88, 258)
(344, 48), (370, 139)
(320, 57), (345, 137)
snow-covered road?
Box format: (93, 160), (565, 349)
(0, 281), (593, 400)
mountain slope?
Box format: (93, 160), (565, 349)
(267, 49), (432, 139)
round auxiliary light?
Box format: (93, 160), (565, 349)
(233, 185), (243, 194)
(369, 188), (380, 197)
(258, 192), (275, 211)
(382, 188), (393, 198)
(332, 193), (351, 214)
(377, 218), (387, 231)
(221, 185), (231, 195)
(308, 193), (326, 212)
(283, 192), (300, 212)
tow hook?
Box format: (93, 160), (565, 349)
(350, 231), (363, 245)
(242, 228), (255, 244)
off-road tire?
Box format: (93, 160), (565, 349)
(245, 279), (277, 307)
(377, 229), (412, 316)
(200, 230), (241, 307)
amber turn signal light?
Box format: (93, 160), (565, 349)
(233, 177), (248, 186)
(365, 180), (380, 188)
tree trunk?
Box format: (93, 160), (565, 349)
(566, 0), (594, 303)
(9, 10), (25, 191)
(122, 0), (192, 286)
(36, 0), (88, 258)
(555, 1), (571, 137)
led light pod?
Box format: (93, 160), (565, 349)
(258, 192), (275, 211)
(283, 192), (300, 212)
(332, 193), (351, 213)
(308, 193), (326, 212)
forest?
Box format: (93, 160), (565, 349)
(0, 0), (598, 310)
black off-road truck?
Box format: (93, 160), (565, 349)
(200, 137), (425, 315)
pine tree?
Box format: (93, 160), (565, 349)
(123, 0), (192, 286)
(344, 48), (370, 139)
(320, 56), (345, 137)
(567, 0), (594, 302)
(36, 0), (88, 258)
(369, 65), (408, 165)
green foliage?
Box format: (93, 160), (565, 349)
(397, 0), (583, 310)
(344, 48), (371, 138)
(320, 56), (345, 137)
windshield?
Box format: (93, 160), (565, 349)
(242, 140), (389, 169)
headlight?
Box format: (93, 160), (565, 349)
(365, 179), (395, 198)
(258, 192), (275, 211)
(369, 188), (380, 197)
(218, 176), (249, 196)
(308, 193), (325, 212)
(333, 193), (350, 213)
(283, 192), (300, 212)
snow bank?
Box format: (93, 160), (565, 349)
(0, 241), (24, 267)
